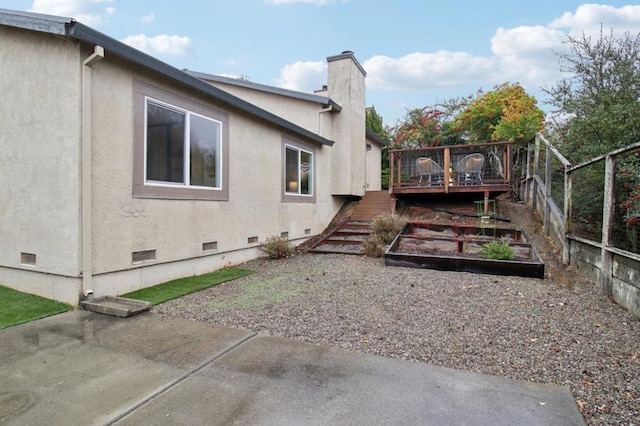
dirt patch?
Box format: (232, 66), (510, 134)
(494, 194), (585, 287)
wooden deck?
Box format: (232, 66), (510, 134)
(389, 142), (514, 212)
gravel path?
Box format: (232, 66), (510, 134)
(155, 252), (640, 425)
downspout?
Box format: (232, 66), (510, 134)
(81, 45), (104, 298)
(317, 105), (333, 136)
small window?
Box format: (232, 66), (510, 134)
(283, 139), (315, 203)
(285, 145), (313, 195)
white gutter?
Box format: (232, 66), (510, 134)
(81, 45), (104, 298)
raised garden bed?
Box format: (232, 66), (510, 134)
(385, 221), (545, 278)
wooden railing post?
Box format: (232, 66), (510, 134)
(444, 148), (451, 193)
(544, 145), (552, 236)
(601, 154), (616, 296)
(532, 136), (540, 212)
(389, 151), (395, 191)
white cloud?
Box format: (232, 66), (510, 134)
(364, 52), (496, 91)
(141, 11), (154, 24)
(339, 5), (640, 96)
(274, 60), (327, 92)
(120, 34), (192, 57)
(490, 25), (567, 87)
(30, 0), (115, 26)
(550, 4), (640, 36)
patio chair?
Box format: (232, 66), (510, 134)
(454, 153), (484, 184)
(416, 157), (444, 185)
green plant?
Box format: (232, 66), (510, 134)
(260, 235), (295, 259)
(480, 240), (515, 260)
(454, 82), (544, 146)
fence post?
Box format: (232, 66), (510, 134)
(525, 143), (532, 203)
(532, 136), (540, 212)
(600, 154), (616, 295)
(563, 166), (572, 264)
(544, 145), (552, 236)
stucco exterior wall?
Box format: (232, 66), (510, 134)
(203, 83), (333, 137)
(88, 60), (343, 296)
(0, 27), (82, 302)
(366, 142), (383, 191)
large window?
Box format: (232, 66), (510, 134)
(134, 83), (229, 200)
(146, 100), (221, 188)
(283, 140), (315, 203)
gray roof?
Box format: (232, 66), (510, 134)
(366, 129), (389, 147)
(185, 70), (342, 113)
(0, 8), (334, 147)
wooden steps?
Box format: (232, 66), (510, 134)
(350, 191), (391, 221)
(309, 220), (372, 255)
(310, 192), (391, 255)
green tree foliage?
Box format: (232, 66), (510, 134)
(389, 98), (467, 149)
(545, 29), (640, 239)
(365, 106), (390, 141)
(544, 29), (640, 162)
(455, 82), (544, 146)
(366, 107), (392, 188)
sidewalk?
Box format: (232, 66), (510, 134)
(0, 311), (584, 425)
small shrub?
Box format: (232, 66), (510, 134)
(370, 214), (407, 244)
(480, 241), (515, 260)
(260, 235), (294, 259)
(363, 214), (407, 258)
(362, 235), (387, 257)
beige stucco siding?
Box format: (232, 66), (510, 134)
(366, 142), (383, 191)
(205, 83), (331, 136)
(88, 61), (341, 295)
(0, 27), (82, 287)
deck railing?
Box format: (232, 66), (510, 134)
(389, 142), (514, 193)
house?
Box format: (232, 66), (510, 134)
(0, 8), (385, 305)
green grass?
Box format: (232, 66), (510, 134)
(122, 267), (254, 305)
(0, 285), (72, 330)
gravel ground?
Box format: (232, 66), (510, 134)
(155, 252), (640, 425)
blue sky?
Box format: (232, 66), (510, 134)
(4, 1), (640, 126)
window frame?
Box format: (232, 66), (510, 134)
(282, 138), (316, 203)
(133, 82), (229, 201)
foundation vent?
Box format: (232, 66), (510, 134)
(247, 236), (259, 244)
(132, 249), (156, 264)
(21, 252), (36, 266)
(202, 241), (218, 252)
(304, 228), (311, 235)
(280, 232), (289, 238)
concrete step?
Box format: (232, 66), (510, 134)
(80, 296), (152, 317)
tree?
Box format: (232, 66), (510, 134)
(366, 107), (392, 189)
(545, 29), (640, 240)
(365, 106), (390, 141)
(544, 28), (640, 162)
(388, 98), (468, 149)
(454, 82), (544, 146)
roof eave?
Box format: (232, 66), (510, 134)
(185, 70), (343, 113)
(65, 22), (333, 146)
